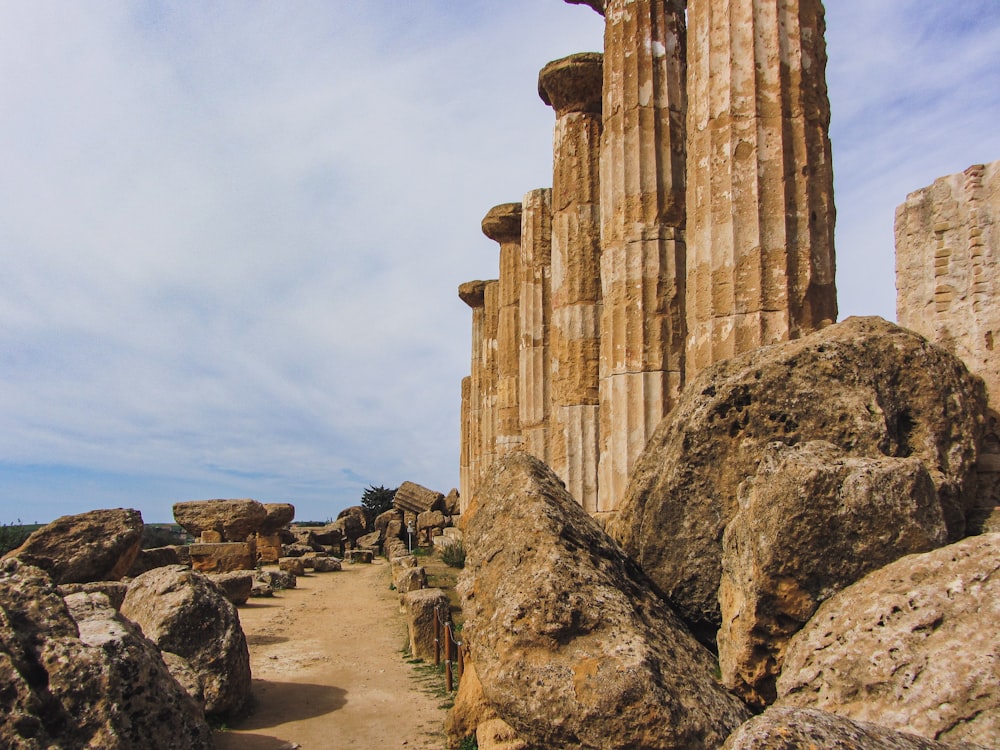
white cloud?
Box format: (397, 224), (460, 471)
(0, 1), (996, 523)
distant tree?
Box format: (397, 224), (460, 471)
(361, 484), (397, 524)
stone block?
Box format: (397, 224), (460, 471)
(189, 541), (256, 574)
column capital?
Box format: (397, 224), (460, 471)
(482, 203), (523, 244)
(458, 279), (492, 308)
(539, 53), (603, 117)
(564, 0), (604, 15)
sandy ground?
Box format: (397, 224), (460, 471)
(213, 560), (449, 750)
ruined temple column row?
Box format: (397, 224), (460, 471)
(458, 280), (492, 511)
(482, 204), (525, 458)
(685, 0), (838, 378)
(540, 52), (604, 513)
(597, 0), (688, 512)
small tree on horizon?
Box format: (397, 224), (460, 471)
(361, 484), (397, 525)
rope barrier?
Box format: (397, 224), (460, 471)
(433, 606), (464, 692)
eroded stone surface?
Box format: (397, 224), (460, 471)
(608, 317), (985, 640)
(121, 565), (251, 717)
(719, 440), (948, 706)
(459, 451), (749, 750)
(776, 534), (1000, 746)
(4, 508), (143, 584)
(172, 499), (267, 542)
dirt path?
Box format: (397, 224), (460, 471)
(213, 560), (449, 750)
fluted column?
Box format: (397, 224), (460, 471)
(598, 0), (688, 512)
(482, 204), (524, 457)
(540, 52), (604, 513)
(481, 280), (501, 478)
(519, 189), (553, 464)
(459, 375), (471, 508)
(459, 279), (491, 512)
(686, 0), (837, 379)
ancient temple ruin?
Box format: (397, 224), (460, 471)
(459, 0), (840, 514)
(896, 160), (1000, 514)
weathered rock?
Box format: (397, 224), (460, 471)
(722, 707), (985, 750)
(172, 499), (267, 542)
(386, 537), (409, 561)
(205, 571), (254, 605)
(307, 524), (343, 547)
(346, 549), (373, 564)
(160, 651), (205, 709)
(334, 506), (368, 547)
(312, 556), (341, 572)
(401, 588), (450, 662)
(477, 718), (530, 750)
(396, 566), (427, 594)
(188, 541), (255, 573)
(278, 557), (306, 576)
(460, 451), (750, 750)
(260, 502), (295, 533)
(417, 510), (447, 546)
(374, 508), (401, 536)
(608, 317), (986, 640)
(356, 530), (382, 550)
(128, 545), (184, 576)
(121, 565), (251, 717)
(391, 554), (418, 586)
(443, 488), (461, 516)
(776, 534), (1000, 746)
(250, 581), (274, 597)
(3, 508), (143, 584)
(58, 580), (129, 610)
(281, 542), (315, 557)
(0, 559), (212, 749)
(256, 568), (296, 590)
(719, 440), (949, 706)
(446, 660), (494, 748)
(394, 481), (445, 515)
(255, 532), (283, 563)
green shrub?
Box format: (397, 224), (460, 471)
(458, 735), (478, 750)
(441, 541), (466, 569)
(0, 520), (33, 556)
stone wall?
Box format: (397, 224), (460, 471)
(896, 161), (1000, 512)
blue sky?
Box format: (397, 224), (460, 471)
(1, 1), (998, 524)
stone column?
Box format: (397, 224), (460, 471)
(482, 204), (523, 457)
(896, 161), (1000, 516)
(519, 189), (554, 464)
(481, 280), (501, 479)
(598, 0), (688, 512)
(539, 52), (604, 513)
(458, 281), (490, 512)
(685, 0), (838, 379)
(459, 375), (472, 509)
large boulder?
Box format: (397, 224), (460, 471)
(0, 558), (212, 749)
(393, 481), (444, 515)
(722, 707), (986, 750)
(459, 451), (750, 750)
(608, 317), (985, 639)
(401, 588), (450, 662)
(718, 441), (948, 706)
(334, 506), (368, 547)
(3, 508), (143, 584)
(172, 499), (267, 542)
(259, 503), (295, 533)
(128, 545), (185, 577)
(775, 533), (1000, 746)
(121, 565), (251, 717)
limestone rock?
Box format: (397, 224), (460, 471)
(205, 571), (254, 605)
(477, 718), (530, 750)
(128, 545), (184, 576)
(58, 581), (129, 610)
(160, 651), (205, 709)
(719, 440), (948, 706)
(250, 581), (274, 597)
(356, 530), (382, 550)
(278, 557), (306, 576)
(459, 451), (750, 750)
(396, 566), (427, 594)
(312, 556), (341, 572)
(608, 317), (985, 639)
(260, 502), (295, 533)
(307, 524), (343, 547)
(188, 541), (255, 573)
(334, 506), (368, 546)
(722, 707), (985, 750)
(257, 568), (296, 590)
(121, 565), (251, 717)
(776, 534), (1000, 746)
(346, 549), (373, 564)
(417, 509), (447, 544)
(172, 499), (267, 542)
(0, 559), (212, 749)
(443, 488), (461, 516)
(282, 542), (315, 557)
(394, 481), (445, 515)
(3, 508), (143, 584)
(401, 588), (450, 662)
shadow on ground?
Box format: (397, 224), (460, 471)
(227, 680), (347, 731)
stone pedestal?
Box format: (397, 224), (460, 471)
(540, 52), (604, 513)
(896, 161), (1000, 512)
(598, 0), (688, 511)
(685, 0), (837, 379)
(519, 189), (553, 464)
(483, 203), (525, 457)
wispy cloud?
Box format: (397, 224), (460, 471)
(0, 1), (996, 523)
